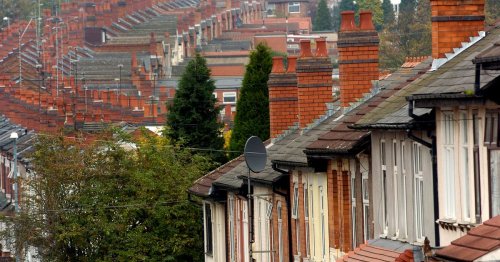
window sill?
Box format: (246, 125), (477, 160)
(436, 218), (477, 231)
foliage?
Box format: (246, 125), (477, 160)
(357, 0), (383, 31)
(166, 53), (226, 163)
(486, 0), (500, 26)
(333, 0), (358, 31)
(313, 0), (333, 31)
(229, 43), (273, 159)
(3, 131), (210, 261)
(379, 0), (431, 71)
(381, 0), (395, 28)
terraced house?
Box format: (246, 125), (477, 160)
(191, 0), (500, 261)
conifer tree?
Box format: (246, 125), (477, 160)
(381, 0), (395, 28)
(313, 0), (333, 31)
(229, 43), (273, 158)
(166, 53), (225, 162)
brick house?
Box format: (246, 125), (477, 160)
(266, 0), (310, 18)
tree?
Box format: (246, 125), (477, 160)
(166, 53), (225, 163)
(357, 0), (383, 30)
(381, 0), (395, 28)
(3, 131), (211, 261)
(229, 43), (273, 158)
(313, 0), (333, 31)
(333, 0), (357, 31)
(486, 0), (500, 26)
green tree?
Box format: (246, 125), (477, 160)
(332, 4), (341, 31)
(486, 0), (500, 26)
(166, 53), (225, 163)
(313, 0), (333, 31)
(381, 0), (395, 28)
(357, 0), (383, 30)
(3, 131), (210, 261)
(229, 43), (273, 158)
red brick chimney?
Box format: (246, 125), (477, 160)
(430, 0), (485, 59)
(268, 56), (298, 137)
(337, 10), (379, 107)
(296, 38), (333, 128)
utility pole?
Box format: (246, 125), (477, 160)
(118, 64), (123, 121)
(19, 18), (34, 89)
(10, 132), (19, 262)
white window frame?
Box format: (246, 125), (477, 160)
(228, 195), (236, 262)
(288, 2), (300, 13)
(278, 201), (283, 262)
(223, 92), (237, 104)
(213, 92), (217, 99)
(292, 183), (299, 218)
(413, 143), (424, 242)
(266, 3), (276, 16)
(319, 186), (326, 259)
(460, 111), (471, 222)
(304, 182), (310, 258)
(362, 171), (370, 242)
(443, 112), (456, 219)
(393, 140), (399, 238)
(351, 175), (356, 249)
(401, 141), (408, 239)
(380, 139), (388, 235)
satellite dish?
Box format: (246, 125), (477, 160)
(244, 136), (267, 173)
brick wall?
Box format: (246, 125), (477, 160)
(430, 0), (485, 58)
(296, 38), (333, 128)
(337, 11), (379, 107)
(329, 160), (353, 254)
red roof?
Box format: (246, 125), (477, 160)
(337, 243), (414, 262)
(435, 215), (500, 262)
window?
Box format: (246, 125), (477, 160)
(362, 172), (370, 241)
(204, 203), (213, 254)
(320, 186), (326, 258)
(309, 184), (316, 256)
(292, 182), (300, 254)
(401, 142), (408, 239)
(304, 183), (310, 257)
(351, 175), (356, 248)
(213, 92), (217, 99)
(380, 140), (388, 235)
(228, 196), (236, 262)
(413, 143), (424, 241)
(473, 112), (481, 223)
(484, 112), (498, 147)
(288, 2), (300, 13)
(292, 183), (299, 218)
(278, 201), (283, 262)
(393, 140), (399, 237)
(490, 150), (500, 216)
(223, 92), (236, 104)
(266, 3), (276, 16)
(443, 112), (456, 219)
(460, 112), (471, 221)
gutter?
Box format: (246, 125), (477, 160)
(272, 163), (294, 262)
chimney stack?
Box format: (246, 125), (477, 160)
(296, 38), (333, 128)
(268, 56), (298, 137)
(337, 10), (379, 107)
(430, 0), (485, 59)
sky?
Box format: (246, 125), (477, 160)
(391, 0), (401, 4)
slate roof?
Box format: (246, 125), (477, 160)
(434, 215), (500, 262)
(337, 238), (417, 262)
(409, 27), (500, 98)
(306, 59), (431, 154)
(0, 115), (35, 163)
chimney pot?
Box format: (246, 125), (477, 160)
(271, 57), (285, 73)
(340, 11), (356, 31)
(359, 10), (375, 30)
(287, 56), (297, 73)
(300, 40), (312, 57)
(316, 38), (328, 57)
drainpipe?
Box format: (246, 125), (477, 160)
(272, 163), (294, 262)
(406, 129), (440, 247)
(474, 63), (481, 96)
